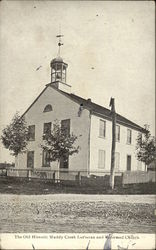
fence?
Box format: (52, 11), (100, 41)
(6, 168), (85, 181)
(0, 168), (155, 186)
(2, 168), (123, 186)
(122, 171), (155, 185)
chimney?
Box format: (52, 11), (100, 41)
(87, 98), (91, 103)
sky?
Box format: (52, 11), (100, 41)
(0, 1), (155, 163)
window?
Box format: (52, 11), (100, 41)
(42, 150), (51, 167)
(98, 150), (105, 169)
(28, 125), (35, 140)
(61, 119), (70, 136)
(43, 122), (52, 134)
(127, 129), (132, 144)
(116, 125), (120, 142)
(115, 152), (120, 170)
(99, 120), (106, 138)
(51, 62), (66, 83)
(43, 104), (53, 112)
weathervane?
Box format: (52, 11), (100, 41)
(56, 32), (64, 56)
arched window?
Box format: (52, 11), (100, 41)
(43, 104), (53, 112)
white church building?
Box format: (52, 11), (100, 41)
(15, 44), (145, 179)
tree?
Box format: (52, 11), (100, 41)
(1, 112), (29, 156)
(136, 125), (156, 169)
(41, 120), (80, 171)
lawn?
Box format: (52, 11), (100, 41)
(0, 176), (155, 195)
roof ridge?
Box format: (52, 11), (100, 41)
(64, 91), (143, 131)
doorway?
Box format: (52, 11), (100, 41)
(127, 155), (131, 171)
(60, 155), (69, 169)
(27, 151), (34, 168)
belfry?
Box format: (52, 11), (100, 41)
(50, 34), (71, 93)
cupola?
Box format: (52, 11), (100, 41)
(50, 56), (68, 83)
(50, 34), (71, 93)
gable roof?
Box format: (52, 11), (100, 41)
(22, 85), (48, 117)
(58, 89), (144, 132)
(22, 83), (144, 132)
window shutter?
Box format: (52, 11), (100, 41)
(98, 150), (105, 169)
(99, 120), (106, 137)
(115, 152), (120, 170)
(127, 129), (132, 144)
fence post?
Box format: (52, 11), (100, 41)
(54, 171), (60, 183)
(121, 172), (124, 187)
(27, 169), (32, 180)
(53, 171), (56, 182)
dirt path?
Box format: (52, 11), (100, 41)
(0, 194), (155, 233)
(0, 193), (155, 203)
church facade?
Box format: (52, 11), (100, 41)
(15, 54), (145, 179)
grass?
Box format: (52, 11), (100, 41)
(0, 176), (155, 195)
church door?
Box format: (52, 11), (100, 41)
(60, 155), (69, 169)
(27, 151), (34, 168)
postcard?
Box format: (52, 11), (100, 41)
(0, 1), (155, 250)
